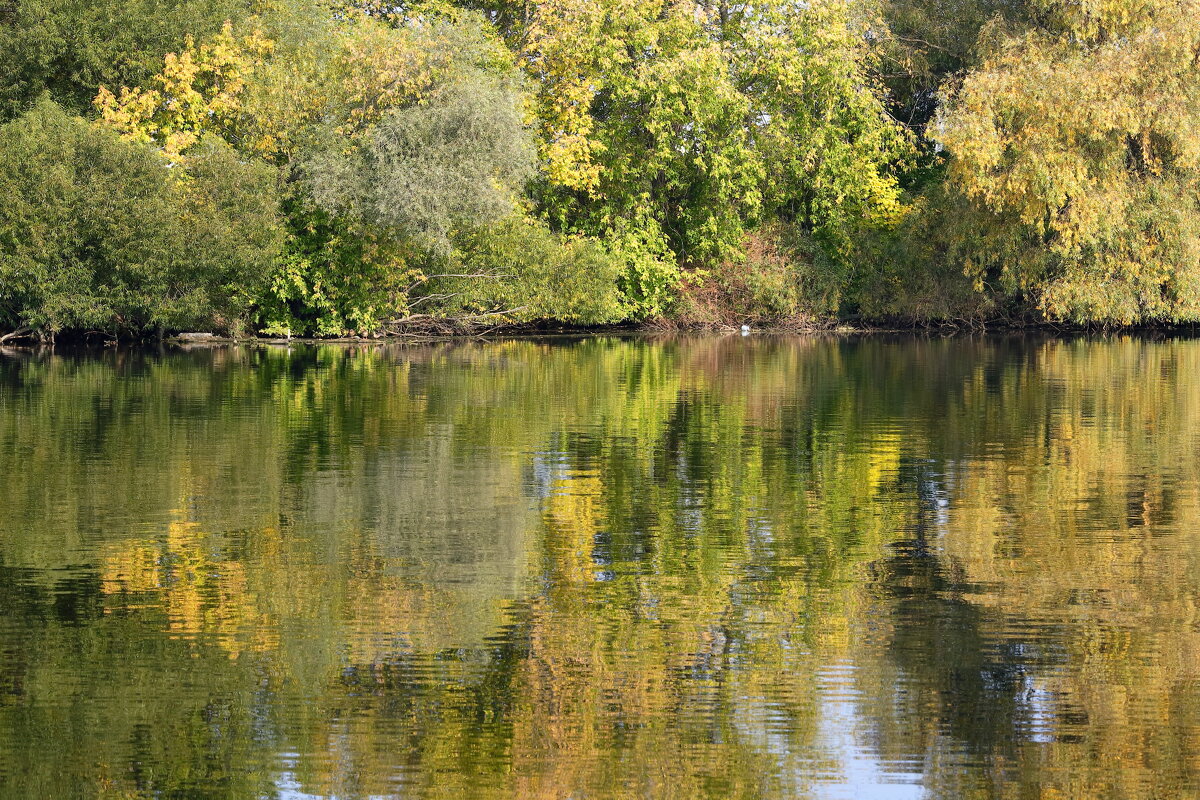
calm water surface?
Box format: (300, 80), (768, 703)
(1, 335), (1198, 799)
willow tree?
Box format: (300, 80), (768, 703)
(305, 79), (536, 252)
(936, 0), (1200, 324)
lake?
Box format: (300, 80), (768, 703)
(1, 334), (1197, 799)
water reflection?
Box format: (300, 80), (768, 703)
(1, 335), (1199, 798)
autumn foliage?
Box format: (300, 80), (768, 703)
(1, 0), (1198, 336)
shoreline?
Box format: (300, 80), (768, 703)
(6, 316), (1200, 348)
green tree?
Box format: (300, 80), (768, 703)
(0, 0), (253, 121)
(0, 100), (282, 338)
(871, 0), (1021, 130)
(255, 199), (418, 337)
(436, 215), (625, 325)
(477, 0), (912, 317)
(94, 2), (572, 335)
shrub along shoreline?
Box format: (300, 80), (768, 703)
(3, 0), (1199, 342)
(9, 316), (1199, 348)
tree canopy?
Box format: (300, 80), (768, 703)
(1, 0), (1198, 336)
(0, 99), (281, 338)
(937, 0), (1200, 323)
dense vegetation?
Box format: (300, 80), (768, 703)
(1, 0), (1198, 337)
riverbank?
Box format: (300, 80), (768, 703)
(7, 315), (1200, 348)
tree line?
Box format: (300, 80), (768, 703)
(0, 0), (1197, 338)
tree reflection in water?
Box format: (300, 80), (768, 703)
(0, 335), (1198, 799)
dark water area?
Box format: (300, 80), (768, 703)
(1, 334), (1198, 799)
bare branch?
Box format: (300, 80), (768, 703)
(0, 327), (33, 343)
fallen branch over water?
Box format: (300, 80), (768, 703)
(384, 308), (531, 337)
(0, 327), (33, 343)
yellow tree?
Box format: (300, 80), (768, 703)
(936, 0), (1200, 323)
(95, 21), (274, 161)
(489, 0), (912, 315)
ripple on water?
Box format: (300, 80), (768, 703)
(1, 336), (1200, 798)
